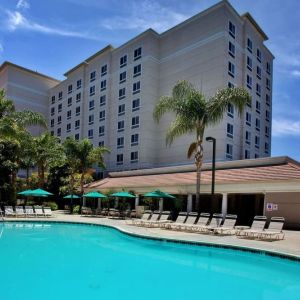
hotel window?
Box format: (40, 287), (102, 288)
(266, 94), (270, 106)
(257, 48), (262, 62)
(133, 81), (141, 94)
(118, 120), (125, 132)
(57, 128), (61, 137)
(228, 82), (234, 88)
(266, 62), (271, 74)
(229, 21), (235, 38)
(67, 110), (71, 120)
(100, 95), (106, 106)
(226, 144), (233, 159)
(265, 142), (269, 154)
(51, 96), (55, 104)
(99, 141), (104, 147)
(257, 66), (262, 79)
(228, 62), (235, 77)
(255, 118), (260, 131)
(245, 149), (250, 159)
(265, 126), (270, 137)
(68, 84), (73, 94)
(75, 133), (80, 140)
(266, 110), (270, 122)
(77, 79), (82, 89)
(256, 84), (261, 97)
(88, 114), (94, 125)
(131, 133), (139, 146)
(100, 80), (106, 91)
(90, 71), (96, 82)
(119, 71), (126, 83)
(266, 78), (271, 90)
(117, 154), (124, 165)
(133, 64), (142, 77)
(75, 120), (80, 130)
(101, 65), (107, 77)
(50, 119), (54, 127)
(66, 123), (71, 133)
(246, 112), (251, 126)
(247, 56), (252, 71)
(117, 137), (124, 149)
(51, 107), (55, 116)
(246, 75), (252, 89)
(90, 85), (95, 96)
(247, 38), (253, 53)
(134, 47), (142, 60)
(227, 123), (233, 138)
(88, 129), (93, 139)
(99, 125), (105, 137)
(68, 97), (72, 107)
(58, 104), (62, 113)
(76, 93), (81, 102)
(50, 131), (54, 136)
(89, 100), (95, 111)
(255, 153), (259, 159)
(245, 131), (251, 145)
(119, 87), (126, 99)
(256, 101), (261, 114)
(75, 106), (80, 116)
(228, 41), (235, 58)
(99, 110), (105, 121)
(227, 103), (234, 118)
(120, 55), (127, 68)
(130, 151), (138, 162)
(118, 104), (125, 116)
(132, 98), (140, 112)
(58, 91), (63, 100)
(131, 116), (139, 129)
(255, 136), (260, 149)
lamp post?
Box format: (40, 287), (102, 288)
(206, 137), (216, 195)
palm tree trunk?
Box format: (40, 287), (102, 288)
(194, 138), (203, 212)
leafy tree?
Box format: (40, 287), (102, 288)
(153, 80), (250, 211)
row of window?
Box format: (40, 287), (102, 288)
(226, 142), (269, 160)
(117, 151), (139, 165)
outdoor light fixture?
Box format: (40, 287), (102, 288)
(206, 137), (216, 196)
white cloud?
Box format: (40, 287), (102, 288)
(291, 70), (300, 77)
(6, 10), (100, 40)
(273, 119), (300, 137)
(100, 0), (188, 32)
(0, 43), (3, 53)
(16, 0), (30, 10)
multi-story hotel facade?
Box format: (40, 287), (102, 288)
(0, 1), (274, 174)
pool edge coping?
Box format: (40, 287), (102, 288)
(1, 218), (300, 262)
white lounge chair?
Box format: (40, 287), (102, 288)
(213, 214), (237, 235)
(34, 206), (45, 217)
(170, 212), (198, 231)
(138, 211), (161, 227)
(142, 211), (171, 228)
(129, 210), (152, 225)
(43, 207), (52, 217)
(25, 206), (36, 217)
(163, 212), (187, 229)
(188, 213), (212, 232)
(4, 206), (16, 217)
(257, 217), (285, 241)
(236, 216), (267, 239)
(15, 206), (26, 217)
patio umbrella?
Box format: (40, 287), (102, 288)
(110, 191), (136, 217)
(64, 194), (81, 213)
(83, 191), (107, 209)
(17, 189), (33, 196)
(29, 188), (53, 197)
(144, 190), (175, 211)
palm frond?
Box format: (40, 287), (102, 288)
(153, 96), (175, 122)
(11, 110), (47, 128)
(187, 142), (197, 159)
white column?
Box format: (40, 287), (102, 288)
(115, 197), (119, 208)
(135, 195), (139, 209)
(159, 198), (163, 212)
(187, 194), (193, 213)
(97, 199), (101, 209)
(222, 193), (228, 216)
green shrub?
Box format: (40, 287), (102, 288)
(72, 205), (80, 214)
(43, 201), (58, 210)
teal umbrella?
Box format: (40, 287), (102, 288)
(144, 190), (175, 199)
(18, 189), (33, 196)
(64, 195), (80, 199)
(83, 191), (107, 198)
(29, 188), (53, 197)
(110, 191), (136, 198)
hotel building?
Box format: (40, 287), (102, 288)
(0, 1), (274, 174)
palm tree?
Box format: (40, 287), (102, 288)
(63, 138), (110, 194)
(153, 80), (250, 211)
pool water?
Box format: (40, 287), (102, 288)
(0, 222), (300, 300)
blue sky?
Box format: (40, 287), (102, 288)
(0, 0), (300, 160)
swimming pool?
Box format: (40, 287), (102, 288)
(0, 222), (299, 300)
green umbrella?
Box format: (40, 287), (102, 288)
(18, 189), (33, 196)
(64, 195), (80, 199)
(144, 190), (175, 199)
(29, 188), (53, 197)
(110, 191), (136, 198)
(83, 191), (107, 198)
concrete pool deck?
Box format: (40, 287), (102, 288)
(1, 211), (300, 260)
